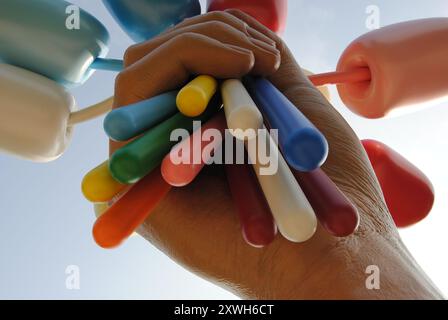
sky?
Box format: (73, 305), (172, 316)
(1, 0), (448, 299)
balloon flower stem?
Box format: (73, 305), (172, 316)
(309, 67), (371, 86)
(91, 58), (124, 72)
(68, 96), (114, 126)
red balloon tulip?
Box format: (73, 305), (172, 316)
(207, 0), (288, 34)
(362, 139), (434, 228)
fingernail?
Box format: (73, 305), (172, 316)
(226, 44), (253, 55)
(249, 37), (280, 56)
(247, 27), (276, 47)
(226, 44), (255, 68)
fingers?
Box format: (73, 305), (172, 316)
(223, 11), (387, 226)
(116, 33), (255, 106)
(124, 20), (280, 76)
(110, 33), (257, 154)
(111, 12), (282, 156)
(224, 10), (333, 114)
(175, 11), (276, 46)
(224, 9), (282, 45)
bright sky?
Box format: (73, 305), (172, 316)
(1, 0), (448, 299)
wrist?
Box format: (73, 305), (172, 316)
(252, 230), (443, 300)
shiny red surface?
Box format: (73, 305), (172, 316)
(294, 169), (359, 237)
(225, 163), (277, 247)
(362, 139), (434, 227)
(207, 0), (287, 34)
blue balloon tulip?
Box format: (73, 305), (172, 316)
(245, 77), (329, 172)
(104, 91), (179, 142)
(102, 0), (201, 43)
(0, 0), (110, 87)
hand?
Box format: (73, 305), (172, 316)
(110, 11), (442, 299)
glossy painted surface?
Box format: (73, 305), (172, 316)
(104, 91), (178, 141)
(247, 127), (317, 243)
(0, 0), (109, 87)
(337, 18), (448, 118)
(82, 161), (128, 203)
(226, 162), (277, 247)
(362, 139), (434, 227)
(221, 79), (263, 140)
(109, 95), (221, 184)
(0, 64), (75, 162)
(93, 168), (171, 248)
(293, 169), (359, 237)
(176, 75), (218, 117)
(102, 0), (201, 42)
(245, 77), (328, 172)
(161, 112), (226, 187)
(207, 0), (287, 34)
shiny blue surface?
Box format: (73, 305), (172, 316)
(91, 58), (124, 72)
(245, 77), (329, 172)
(104, 91), (179, 141)
(102, 0), (201, 43)
(0, 0), (110, 87)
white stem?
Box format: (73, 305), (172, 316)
(68, 96), (114, 126)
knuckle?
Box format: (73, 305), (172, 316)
(173, 16), (188, 29)
(225, 8), (244, 16)
(205, 10), (247, 34)
(180, 16), (193, 24)
(207, 10), (230, 21)
(222, 9), (248, 30)
(114, 71), (130, 93)
(204, 20), (230, 32)
(123, 44), (139, 67)
(171, 32), (200, 46)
